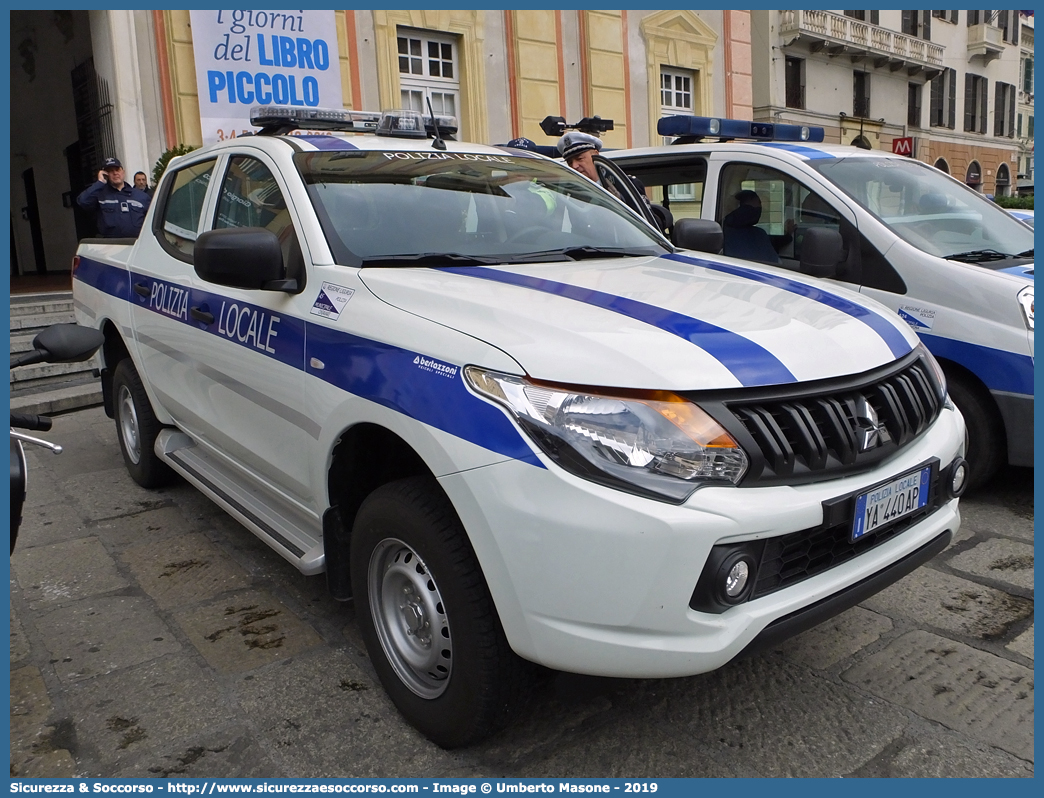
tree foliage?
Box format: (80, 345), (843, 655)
(152, 144), (198, 187)
(994, 195), (1034, 210)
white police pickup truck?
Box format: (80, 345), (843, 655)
(73, 107), (966, 748)
(602, 115), (1033, 488)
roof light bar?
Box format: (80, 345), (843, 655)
(376, 110), (459, 140)
(250, 105), (381, 134)
(657, 115), (825, 143)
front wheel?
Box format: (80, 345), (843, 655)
(947, 373), (1005, 491)
(112, 359), (175, 488)
(350, 477), (526, 748)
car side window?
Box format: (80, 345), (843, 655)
(214, 155), (299, 270)
(158, 159), (217, 258)
(718, 162), (843, 267)
(717, 162), (904, 291)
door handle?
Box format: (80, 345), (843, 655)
(133, 283), (150, 297)
(190, 307), (214, 325)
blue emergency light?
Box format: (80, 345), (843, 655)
(657, 115), (825, 143)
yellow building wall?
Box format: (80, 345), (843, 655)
(583, 11), (628, 149)
(161, 10), (356, 147)
(513, 10), (562, 142)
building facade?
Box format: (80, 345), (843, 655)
(1016, 12), (1035, 192)
(10, 9), (755, 280)
(751, 9), (1029, 196)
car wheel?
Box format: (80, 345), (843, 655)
(947, 373), (1005, 491)
(350, 476), (526, 748)
(112, 359), (175, 488)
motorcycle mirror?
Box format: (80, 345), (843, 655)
(30, 323), (105, 364)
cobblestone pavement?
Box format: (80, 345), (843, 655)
(9, 407), (1033, 778)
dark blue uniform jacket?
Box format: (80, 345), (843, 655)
(76, 181), (152, 238)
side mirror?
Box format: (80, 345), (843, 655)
(798, 227), (844, 278)
(13, 324), (104, 368)
(672, 218), (723, 255)
(194, 228), (288, 291)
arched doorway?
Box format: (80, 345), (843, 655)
(995, 163), (1011, 197)
(965, 160), (982, 191)
(851, 134), (872, 150)
(933, 158), (949, 174)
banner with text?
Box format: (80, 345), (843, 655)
(190, 9), (343, 145)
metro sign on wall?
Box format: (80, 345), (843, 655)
(892, 136), (914, 156)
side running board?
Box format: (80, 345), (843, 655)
(154, 429), (326, 575)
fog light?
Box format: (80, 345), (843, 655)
(725, 561), (750, 597)
(947, 458), (969, 498)
(717, 553), (756, 604)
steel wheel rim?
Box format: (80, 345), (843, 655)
(117, 384), (142, 465)
(368, 538), (452, 698)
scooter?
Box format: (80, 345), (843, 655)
(10, 323), (104, 554)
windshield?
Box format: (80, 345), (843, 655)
(809, 157), (1034, 264)
(295, 150), (670, 267)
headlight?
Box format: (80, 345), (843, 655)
(915, 343), (947, 403)
(465, 367), (748, 503)
(1017, 286), (1034, 330)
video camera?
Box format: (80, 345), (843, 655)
(539, 115), (614, 138)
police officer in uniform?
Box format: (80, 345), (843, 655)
(77, 157), (151, 238)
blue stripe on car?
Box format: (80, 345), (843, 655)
(754, 142), (837, 159)
(919, 334), (1034, 396)
(435, 265), (797, 387)
(665, 252), (914, 359)
(73, 257), (541, 466)
(74, 255), (130, 301)
(295, 135), (358, 150)
(998, 265), (1034, 279)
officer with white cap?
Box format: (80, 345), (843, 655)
(557, 131), (603, 182)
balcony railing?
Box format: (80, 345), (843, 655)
(780, 10), (944, 74)
(967, 23), (1005, 63)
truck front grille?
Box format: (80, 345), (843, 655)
(692, 352), (944, 487)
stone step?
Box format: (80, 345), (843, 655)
(10, 332), (38, 354)
(10, 361), (97, 388)
(10, 310), (77, 332)
(9, 381), (104, 417)
(10, 290), (73, 302)
(10, 299), (75, 318)
(10, 290), (74, 312)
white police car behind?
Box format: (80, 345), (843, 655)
(604, 116), (1033, 488)
(73, 107), (966, 748)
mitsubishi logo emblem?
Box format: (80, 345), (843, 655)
(855, 398), (890, 451)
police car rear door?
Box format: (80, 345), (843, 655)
(129, 152), (221, 447)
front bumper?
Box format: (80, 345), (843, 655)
(439, 404), (964, 678)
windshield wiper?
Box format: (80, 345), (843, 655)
(943, 249), (1014, 264)
(1017, 249), (1034, 258)
(516, 246), (663, 262)
(360, 253), (500, 268)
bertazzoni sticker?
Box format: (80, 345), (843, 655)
(897, 304), (936, 331)
(310, 282), (355, 319)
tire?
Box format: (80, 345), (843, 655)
(350, 476), (526, 748)
(112, 359), (175, 488)
(947, 373), (1005, 491)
